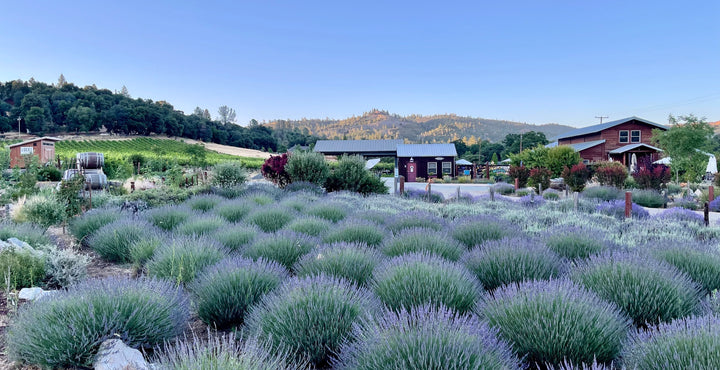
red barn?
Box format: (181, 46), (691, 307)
(9, 137), (62, 168)
(547, 117), (667, 166)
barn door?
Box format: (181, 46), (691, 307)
(407, 163), (416, 182)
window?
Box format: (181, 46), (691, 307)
(631, 130), (641, 143)
(20, 147), (33, 154)
(427, 162), (437, 176)
(619, 130), (629, 143)
(442, 162), (452, 174)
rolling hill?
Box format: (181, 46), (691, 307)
(266, 110), (574, 144)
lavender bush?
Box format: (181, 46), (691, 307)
(175, 214), (229, 237)
(212, 198), (254, 222)
(213, 224), (259, 252)
(654, 207), (704, 224)
(333, 304), (521, 370)
(403, 188), (445, 203)
(190, 257), (288, 329)
(451, 215), (513, 248)
(306, 203), (348, 223)
(649, 239), (720, 294)
(543, 225), (611, 260)
(595, 200), (650, 219)
(143, 205), (195, 231)
(246, 206), (296, 232)
(128, 228), (169, 267)
(243, 231), (319, 270)
(384, 210), (446, 234)
(475, 279), (630, 368)
(381, 228), (465, 261)
(244, 275), (382, 367)
(68, 207), (124, 244)
(294, 242), (382, 286)
(285, 217), (332, 237)
(492, 182), (515, 195)
(87, 218), (161, 263)
(518, 194), (546, 208)
(569, 251), (703, 326)
(372, 252), (482, 314)
(184, 194), (224, 212)
(461, 237), (567, 290)
(323, 220), (387, 247)
(147, 235), (228, 284)
(622, 314), (720, 369)
(6, 277), (190, 368)
(582, 186), (624, 202)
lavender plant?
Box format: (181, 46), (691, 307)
(87, 218), (162, 263)
(190, 257), (288, 329)
(68, 207), (124, 244)
(543, 225), (611, 260)
(246, 206), (296, 232)
(184, 194), (224, 212)
(653, 207), (704, 225)
(372, 252), (481, 314)
(649, 239), (720, 294)
(333, 304), (521, 370)
(175, 214), (229, 237)
(285, 217), (332, 237)
(213, 224), (259, 252)
(595, 200), (650, 219)
(461, 237), (567, 290)
(381, 228), (465, 261)
(323, 220), (387, 247)
(212, 198), (254, 223)
(6, 277), (190, 368)
(384, 210), (446, 234)
(306, 203), (348, 223)
(451, 215), (513, 248)
(244, 275), (382, 367)
(143, 205), (195, 231)
(294, 242), (383, 286)
(243, 231), (319, 270)
(147, 235), (228, 284)
(475, 279), (630, 368)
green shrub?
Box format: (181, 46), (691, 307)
(68, 207), (124, 244)
(175, 214), (228, 236)
(324, 155), (388, 195)
(243, 231), (318, 270)
(650, 241), (720, 294)
(37, 165), (62, 181)
(384, 211), (445, 234)
(147, 236), (227, 284)
(246, 207), (295, 233)
(334, 304), (520, 370)
(87, 219), (160, 263)
(285, 217), (331, 237)
(6, 277), (190, 368)
(16, 195), (64, 228)
(244, 275), (382, 367)
(213, 224), (259, 252)
(570, 252), (703, 326)
(128, 230), (168, 267)
(123, 186), (198, 207)
(306, 203), (347, 222)
(211, 161), (248, 188)
(542, 189), (560, 200)
(0, 247), (45, 290)
(211, 199), (253, 223)
(102, 157), (133, 180)
(144, 205), (194, 231)
(323, 220), (386, 247)
(582, 186), (624, 202)
(622, 315), (720, 369)
(451, 215), (512, 248)
(285, 151), (329, 186)
(631, 189), (665, 208)
(153, 333), (304, 370)
(184, 194), (224, 212)
(43, 246), (90, 289)
(461, 237), (566, 291)
(381, 228), (464, 261)
(476, 279), (630, 368)
(294, 242), (382, 286)
(372, 252), (481, 314)
(190, 257), (288, 329)
(543, 226), (610, 260)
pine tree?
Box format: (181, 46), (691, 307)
(57, 74), (67, 87)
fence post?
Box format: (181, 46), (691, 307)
(87, 182), (92, 210)
(457, 186), (461, 201)
(130, 181), (135, 193)
(489, 187), (495, 202)
(427, 181), (432, 202)
(514, 178), (519, 190)
(705, 202), (710, 226)
(625, 191), (632, 218)
(710, 186), (715, 202)
(573, 192), (579, 212)
(538, 183), (543, 195)
(399, 176), (405, 195)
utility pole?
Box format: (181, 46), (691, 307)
(17, 117), (21, 134)
(595, 116), (608, 124)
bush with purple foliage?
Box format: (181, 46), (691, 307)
(333, 304), (521, 370)
(372, 252), (482, 314)
(261, 153), (291, 188)
(475, 279), (630, 368)
(654, 207), (704, 225)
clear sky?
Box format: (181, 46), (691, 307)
(2, 1), (718, 128)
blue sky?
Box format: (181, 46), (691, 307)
(1, 1), (718, 128)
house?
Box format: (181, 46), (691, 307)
(313, 139), (404, 158)
(9, 137), (62, 168)
(547, 116), (667, 166)
(396, 144), (457, 182)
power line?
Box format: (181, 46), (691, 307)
(595, 116), (608, 124)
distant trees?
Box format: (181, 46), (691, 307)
(652, 114), (714, 182)
(218, 105), (236, 124)
(502, 131), (548, 157)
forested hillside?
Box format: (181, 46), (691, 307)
(0, 78), (318, 152)
(266, 109), (573, 144)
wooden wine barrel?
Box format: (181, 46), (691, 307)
(83, 169), (108, 189)
(76, 152), (105, 169)
(62, 169), (82, 181)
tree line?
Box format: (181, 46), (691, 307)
(0, 77), (318, 152)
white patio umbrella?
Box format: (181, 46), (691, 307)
(630, 153), (638, 173)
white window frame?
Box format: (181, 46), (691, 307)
(20, 147), (33, 155)
(427, 162), (437, 176)
(442, 161), (452, 175)
(619, 130), (629, 144)
(630, 130), (641, 143)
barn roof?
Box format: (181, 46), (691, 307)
(554, 116), (667, 140)
(397, 143), (457, 157)
(567, 140), (606, 152)
(456, 159), (472, 165)
(314, 139), (403, 154)
(608, 143), (663, 154)
(9, 137), (62, 148)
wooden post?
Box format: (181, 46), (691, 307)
(87, 182), (92, 210)
(710, 186), (715, 202)
(538, 183), (543, 195)
(573, 192), (579, 212)
(130, 181), (135, 193)
(399, 176), (405, 195)
(625, 191), (632, 218)
(457, 186), (461, 201)
(514, 178), (519, 190)
(427, 181), (432, 202)
(485, 162), (490, 179)
(705, 202), (710, 226)
(489, 187), (495, 202)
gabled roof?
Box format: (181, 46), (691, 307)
(397, 143), (457, 158)
(456, 159), (472, 165)
(608, 143), (663, 154)
(567, 140), (606, 152)
(554, 116), (667, 140)
(9, 136), (62, 148)
(314, 139), (403, 154)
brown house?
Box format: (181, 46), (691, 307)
(9, 137), (62, 168)
(547, 117), (667, 166)
(397, 144), (457, 182)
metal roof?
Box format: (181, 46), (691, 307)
(9, 136), (62, 148)
(314, 139), (403, 154)
(567, 140), (606, 152)
(396, 143), (457, 158)
(608, 143), (663, 154)
(553, 116), (667, 140)
(456, 159), (472, 165)
(545, 141), (558, 148)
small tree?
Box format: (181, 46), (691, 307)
(562, 163), (590, 192)
(285, 151), (329, 186)
(508, 165), (530, 188)
(545, 146), (582, 177)
(528, 167), (552, 193)
(652, 114), (713, 183)
(261, 154), (291, 188)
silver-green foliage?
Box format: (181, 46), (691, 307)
(285, 151), (329, 185)
(294, 242), (383, 286)
(147, 236), (227, 284)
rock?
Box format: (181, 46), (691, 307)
(0, 239), (12, 252)
(7, 237), (32, 250)
(94, 339), (149, 370)
(18, 287), (52, 301)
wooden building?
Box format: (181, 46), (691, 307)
(397, 144), (457, 182)
(547, 117), (667, 166)
(9, 137), (62, 168)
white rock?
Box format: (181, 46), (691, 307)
(18, 287), (48, 301)
(94, 339), (149, 370)
(7, 237), (31, 250)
